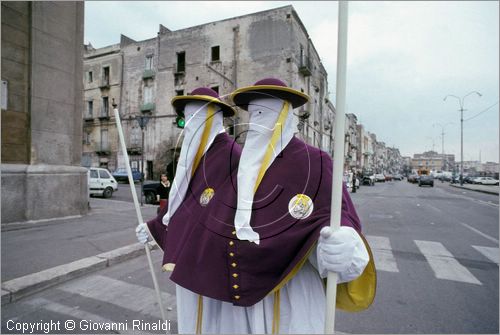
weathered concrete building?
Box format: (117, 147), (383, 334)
(1, 2), (87, 223)
(82, 5), (335, 179)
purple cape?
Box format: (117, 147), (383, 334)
(166, 136), (362, 307)
(146, 132), (242, 254)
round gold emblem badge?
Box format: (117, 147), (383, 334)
(200, 187), (215, 206)
(288, 194), (314, 219)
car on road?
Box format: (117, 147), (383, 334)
(362, 174), (376, 186)
(385, 174), (393, 181)
(393, 174), (403, 181)
(88, 167), (118, 198)
(472, 177), (499, 185)
(142, 181), (161, 204)
(418, 175), (434, 187)
(408, 174), (419, 183)
(374, 174), (386, 182)
(112, 168), (143, 183)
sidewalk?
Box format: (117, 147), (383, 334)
(1, 198), (160, 305)
(450, 183), (499, 195)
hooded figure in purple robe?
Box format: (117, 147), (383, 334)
(152, 79), (376, 334)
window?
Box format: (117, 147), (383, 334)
(90, 170), (98, 178)
(177, 52), (185, 72)
(176, 89), (184, 96)
(211, 46), (220, 61)
(145, 55), (153, 70)
(131, 126), (140, 146)
(102, 97), (109, 117)
(103, 66), (110, 85)
(88, 71), (93, 83)
(211, 86), (219, 94)
(83, 131), (91, 144)
(101, 129), (108, 151)
(144, 85), (153, 104)
(99, 169), (111, 179)
(87, 100), (93, 117)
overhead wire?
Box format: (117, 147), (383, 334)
(463, 101), (499, 121)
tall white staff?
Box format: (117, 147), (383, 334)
(112, 100), (167, 323)
(325, 1), (349, 333)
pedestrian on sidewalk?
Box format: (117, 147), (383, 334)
(138, 78), (376, 334)
(156, 173), (170, 214)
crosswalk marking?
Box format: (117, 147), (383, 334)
(414, 240), (482, 285)
(59, 275), (176, 319)
(472, 246), (499, 265)
(366, 235), (399, 272)
(26, 298), (153, 334)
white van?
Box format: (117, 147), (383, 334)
(88, 167), (118, 198)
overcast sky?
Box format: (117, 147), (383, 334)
(85, 1), (499, 163)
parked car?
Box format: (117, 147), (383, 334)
(463, 176), (476, 184)
(362, 175), (376, 186)
(374, 174), (386, 182)
(473, 177), (499, 185)
(393, 174), (403, 181)
(418, 175), (434, 187)
(385, 174), (393, 181)
(112, 168), (143, 183)
(88, 167), (118, 198)
(143, 181), (161, 204)
(408, 174), (419, 183)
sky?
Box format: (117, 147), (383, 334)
(85, 1), (499, 163)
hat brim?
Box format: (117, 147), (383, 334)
(171, 95), (235, 117)
(230, 85), (310, 111)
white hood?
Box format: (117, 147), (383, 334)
(163, 101), (224, 225)
(234, 97), (297, 244)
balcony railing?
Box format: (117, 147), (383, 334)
(140, 103), (155, 113)
(298, 56), (312, 77)
(99, 79), (110, 89)
(143, 69), (155, 80)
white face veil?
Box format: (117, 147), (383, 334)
(163, 101), (224, 225)
(234, 97), (298, 244)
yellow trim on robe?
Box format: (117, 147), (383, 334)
(192, 104), (215, 177)
(162, 263), (175, 272)
(253, 101), (290, 193)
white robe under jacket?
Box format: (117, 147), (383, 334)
(176, 253), (326, 334)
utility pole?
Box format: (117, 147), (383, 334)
(444, 91), (482, 186)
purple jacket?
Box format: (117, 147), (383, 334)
(166, 136), (362, 307)
(146, 132), (242, 255)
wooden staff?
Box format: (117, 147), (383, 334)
(112, 100), (167, 323)
(325, 1), (349, 333)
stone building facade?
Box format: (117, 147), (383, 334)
(82, 5), (335, 179)
(1, 2), (87, 223)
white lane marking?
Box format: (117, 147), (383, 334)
(366, 235), (399, 273)
(456, 221), (499, 245)
(472, 246), (499, 265)
(60, 275), (176, 319)
(414, 240), (481, 285)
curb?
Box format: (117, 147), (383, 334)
(449, 184), (499, 196)
(1, 242), (158, 305)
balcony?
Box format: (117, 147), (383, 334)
(140, 103), (155, 113)
(95, 145), (111, 156)
(98, 114), (110, 121)
(84, 116), (94, 122)
(127, 147), (142, 155)
(99, 80), (110, 89)
(298, 56), (312, 77)
(143, 69), (155, 80)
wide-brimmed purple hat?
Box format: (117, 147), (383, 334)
(171, 87), (235, 117)
(230, 78), (310, 111)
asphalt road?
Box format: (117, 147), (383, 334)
(2, 180), (498, 334)
(336, 180), (498, 334)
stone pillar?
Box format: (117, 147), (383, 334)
(1, 2), (88, 223)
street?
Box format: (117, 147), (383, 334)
(2, 180), (498, 334)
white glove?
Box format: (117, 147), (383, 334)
(317, 226), (369, 283)
(135, 223), (150, 244)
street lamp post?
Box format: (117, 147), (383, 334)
(433, 122), (453, 171)
(137, 115), (150, 206)
(444, 91), (482, 186)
